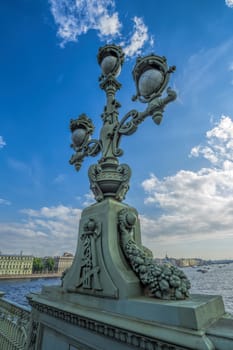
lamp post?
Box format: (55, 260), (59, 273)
(70, 44), (176, 202)
(65, 44), (190, 300)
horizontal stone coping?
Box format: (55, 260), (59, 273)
(43, 288), (225, 331)
(0, 297), (30, 319)
(28, 294), (203, 350)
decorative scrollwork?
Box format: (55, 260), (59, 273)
(147, 87), (177, 125)
(115, 164), (131, 201)
(132, 54), (176, 103)
(112, 110), (140, 157)
(111, 87), (177, 158)
(118, 208), (191, 300)
(88, 163), (131, 202)
(69, 46), (178, 205)
(88, 164), (104, 202)
(70, 113), (94, 134)
(69, 114), (102, 171)
(76, 218), (102, 291)
(28, 320), (39, 350)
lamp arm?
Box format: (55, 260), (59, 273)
(70, 139), (102, 171)
(112, 87), (177, 157)
(145, 87), (177, 123)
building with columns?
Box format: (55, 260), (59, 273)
(54, 252), (74, 274)
(0, 254), (33, 275)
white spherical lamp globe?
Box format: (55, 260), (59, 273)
(72, 128), (86, 147)
(101, 55), (121, 76)
(138, 69), (163, 97)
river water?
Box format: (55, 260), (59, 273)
(0, 263), (232, 314)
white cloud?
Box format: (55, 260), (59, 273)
(8, 158), (31, 174)
(97, 12), (121, 38)
(49, 0), (153, 57)
(226, 0), (233, 8)
(122, 17), (153, 58)
(178, 39), (233, 101)
(0, 198), (11, 206)
(190, 116), (233, 167)
(82, 191), (95, 207)
(0, 136), (6, 149)
(229, 62), (233, 71)
(141, 116), (233, 257)
(49, 0), (121, 47)
(0, 205), (81, 256)
(7, 157), (44, 190)
(53, 173), (65, 184)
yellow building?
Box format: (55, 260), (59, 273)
(177, 258), (203, 267)
(0, 255), (33, 275)
(54, 252), (74, 274)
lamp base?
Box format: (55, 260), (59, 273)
(88, 162), (131, 202)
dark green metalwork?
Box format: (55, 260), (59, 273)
(68, 45), (191, 301)
(69, 44), (177, 202)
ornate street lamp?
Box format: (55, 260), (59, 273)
(66, 44), (190, 300)
(70, 45), (176, 202)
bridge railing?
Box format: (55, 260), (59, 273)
(0, 292), (30, 350)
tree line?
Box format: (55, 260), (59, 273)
(32, 257), (55, 273)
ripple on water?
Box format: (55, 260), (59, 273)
(183, 263), (233, 314)
(0, 264), (233, 315)
(0, 278), (61, 307)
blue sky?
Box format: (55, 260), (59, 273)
(1, 0), (233, 258)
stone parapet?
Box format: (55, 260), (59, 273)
(0, 296), (30, 350)
(207, 314), (233, 350)
(27, 290), (233, 350)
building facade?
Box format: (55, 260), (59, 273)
(177, 258), (203, 267)
(54, 252), (74, 274)
(0, 255), (33, 275)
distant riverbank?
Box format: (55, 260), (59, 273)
(0, 273), (62, 280)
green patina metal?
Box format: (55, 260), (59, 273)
(69, 44), (177, 196)
(2, 45), (233, 350)
(68, 44), (190, 300)
(0, 295), (30, 350)
(118, 208), (190, 300)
